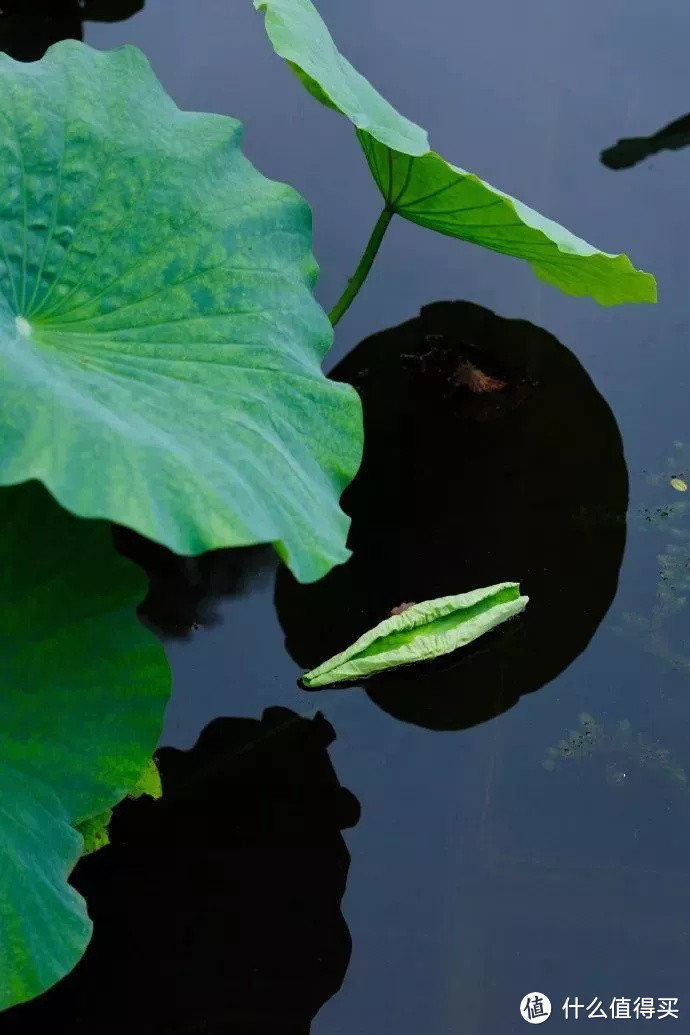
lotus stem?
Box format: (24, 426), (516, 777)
(328, 206), (393, 327)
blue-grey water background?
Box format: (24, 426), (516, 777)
(64, 1), (690, 1030)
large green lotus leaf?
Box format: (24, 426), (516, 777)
(255, 0), (656, 304)
(302, 582), (528, 687)
(0, 42), (362, 584)
(0, 480), (171, 1010)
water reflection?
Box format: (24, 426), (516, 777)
(601, 113), (690, 169)
(0, 1), (143, 60)
(276, 301), (628, 730)
(6, 706), (358, 1034)
(114, 526), (276, 639)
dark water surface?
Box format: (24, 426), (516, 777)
(7, 1), (690, 1031)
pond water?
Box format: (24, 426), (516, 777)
(5, 1), (690, 1032)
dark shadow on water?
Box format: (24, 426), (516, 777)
(276, 300), (628, 730)
(6, 706), (358, 1035)
(601, 113), (690, 169)
(113, 526), (276, 639)
(0, 1), (143, 60)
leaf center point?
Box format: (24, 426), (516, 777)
(15, 316), (32, 339)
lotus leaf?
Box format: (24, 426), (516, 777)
(254, 0), (428, 154)
(255, 0), (656, 305)
(0, 41), (362, 583)
(0, 481), (171, 1010)
(357, 136), (656, 304)
(77, 759), (162, 855)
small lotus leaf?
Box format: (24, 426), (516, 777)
(358, 136), (656, 305)
(254, 0), (428, 154)
(255, 0), (656, 304)
(302, 582), (528, 687)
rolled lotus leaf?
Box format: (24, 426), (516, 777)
(302, 582), (528, 687)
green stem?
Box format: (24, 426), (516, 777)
(328, 206), (393, 327)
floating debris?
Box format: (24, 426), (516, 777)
(622, 442), (690, 672)
(542, 713), (687, 790)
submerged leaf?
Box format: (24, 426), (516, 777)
(0, 481), (171, 1010)
(255, 0), (656, 304)
(302, 582), (528, 687)
(0, 41), (362, 583)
